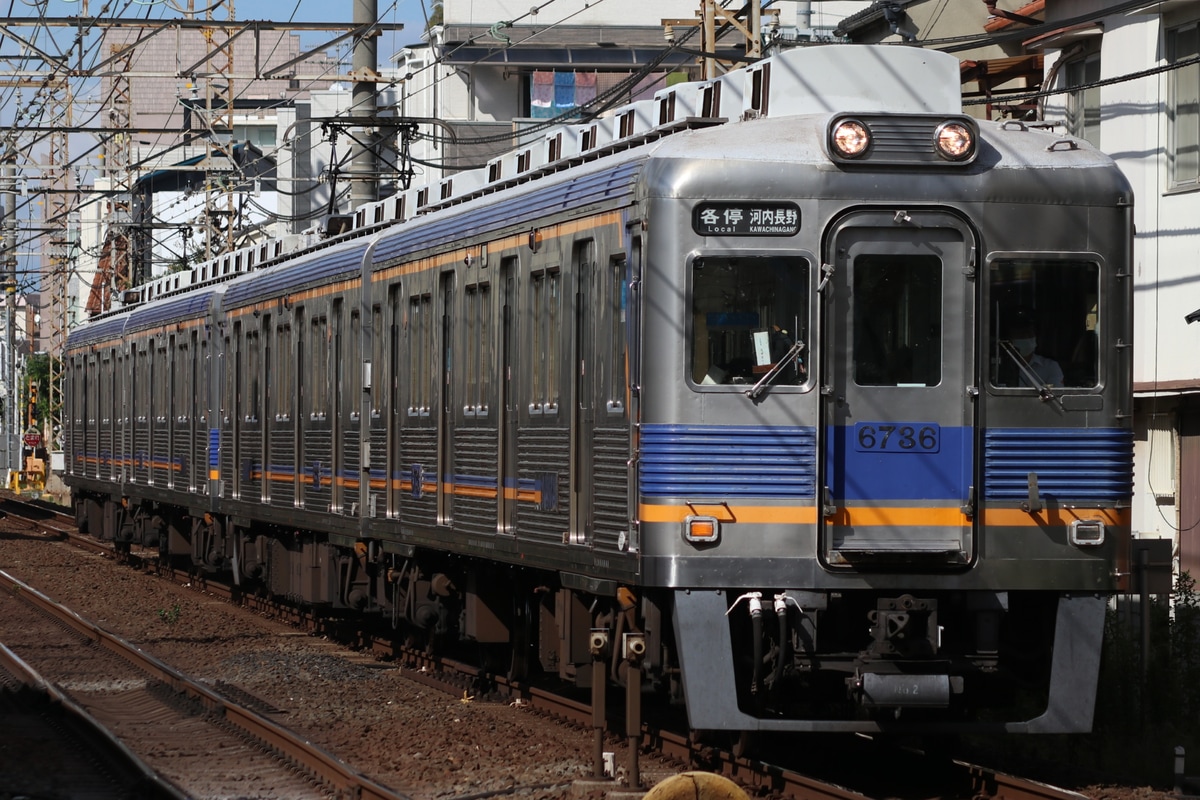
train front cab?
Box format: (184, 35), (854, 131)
(642, 137), (1133, 735)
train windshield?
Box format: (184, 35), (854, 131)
(690, 256), (810, 387)
(988, 258), (1101, 389)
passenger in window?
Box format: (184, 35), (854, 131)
(1009, 314), (1063, 387)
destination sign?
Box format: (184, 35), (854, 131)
(693, 202), (800, 236)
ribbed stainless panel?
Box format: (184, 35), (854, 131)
(516, 427), (569, 545)
(133, 426), (150, 484)
(639, 424), (818, 498)
(269, 427), (296, 507)
(192, 428), (207, 492)
(302, 428), (333, 510)
(340, 422), (360, 515)
(86, 425), (98, 480)
(151, 425), (171, 485)
(239, 429), (262, 500)
(453, 427), (498, 536)
(592, 426), (631, 552)
(369, 425), (388, 518)
(399, 427), (438, 526)
(221, 423), (235, 495)
(115, 422), (129, 483)
(983, 428), (1134, 503)
(171, 429), (189, 491)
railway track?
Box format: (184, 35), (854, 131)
(0, 491), (1104, 800)
(0, 641), (186, 799)
(0, 563), (409, 799)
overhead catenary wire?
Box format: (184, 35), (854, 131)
(4, 0), (1200, 295)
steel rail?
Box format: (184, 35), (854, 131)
(0, 568), (411, 800)
(0, 642), (190, 800)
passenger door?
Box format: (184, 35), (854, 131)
(569, 241), (596, 545)
(498, 258), (519, 534)
(821, 211), (976, 567)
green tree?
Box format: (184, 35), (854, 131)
(25, 352), (54, 428)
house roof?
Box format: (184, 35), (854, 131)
(440, 23), (735, 69)
(834, 1), (916, 38)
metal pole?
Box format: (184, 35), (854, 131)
(349, 0), (379, 209)
(3, 157), (18, 476)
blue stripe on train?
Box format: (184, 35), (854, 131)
(827, 425), (971, 503)
(982, 428), (1133, 503)
(640, 424), (817, 499)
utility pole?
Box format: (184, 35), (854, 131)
(201, 0), (238, 259)
(44, 76), (75, 451)
(349, 0), (381, 209)
(663, 0), (775, 79)
(2, 156), (17, 476)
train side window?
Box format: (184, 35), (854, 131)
(275, 321), (292, 423)
(605, 253), (628, 415)
(409, 293), (433, 416)
(530, 268), (561, 414)
(988, 258), (1101, 390)
(308, 313), (329, 421)
(155, 338), (168, 425)
(177, 336), (191, 424)
(853, 254), (942, 387)
(246, 326), (260, 423)
(690, 256), (810, 387)
(372, 303), (385, 419)
(465, 282), (492, 417)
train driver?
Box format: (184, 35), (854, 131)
(1008, 314), (1063, 387)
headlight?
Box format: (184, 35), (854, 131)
(831, 119), (870, 158)
(934, 121), (974, 161)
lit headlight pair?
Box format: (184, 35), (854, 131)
(829, 118), (976, 162)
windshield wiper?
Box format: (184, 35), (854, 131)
(746, 340), (805, 400)
(998, 339), (1061, 406)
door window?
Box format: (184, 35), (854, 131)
(853, 254), (942, 387)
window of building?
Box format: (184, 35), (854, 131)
(1168, 19), (1200, 190)
(1064, 50), (1101, 148)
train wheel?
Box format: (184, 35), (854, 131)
(732, 730), (758, 760)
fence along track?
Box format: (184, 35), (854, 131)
(0, 568), (410, 800)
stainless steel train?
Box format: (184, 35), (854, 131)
(63, 45), (1135, 735)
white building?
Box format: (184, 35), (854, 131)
(396, 1), (868, 186)
(1039, 0), (1200, 578)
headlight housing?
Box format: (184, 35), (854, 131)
(934, 120), (975, 161)
(830, 119), (871, 159)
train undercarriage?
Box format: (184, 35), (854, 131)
(74, 491), (1093, 734)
